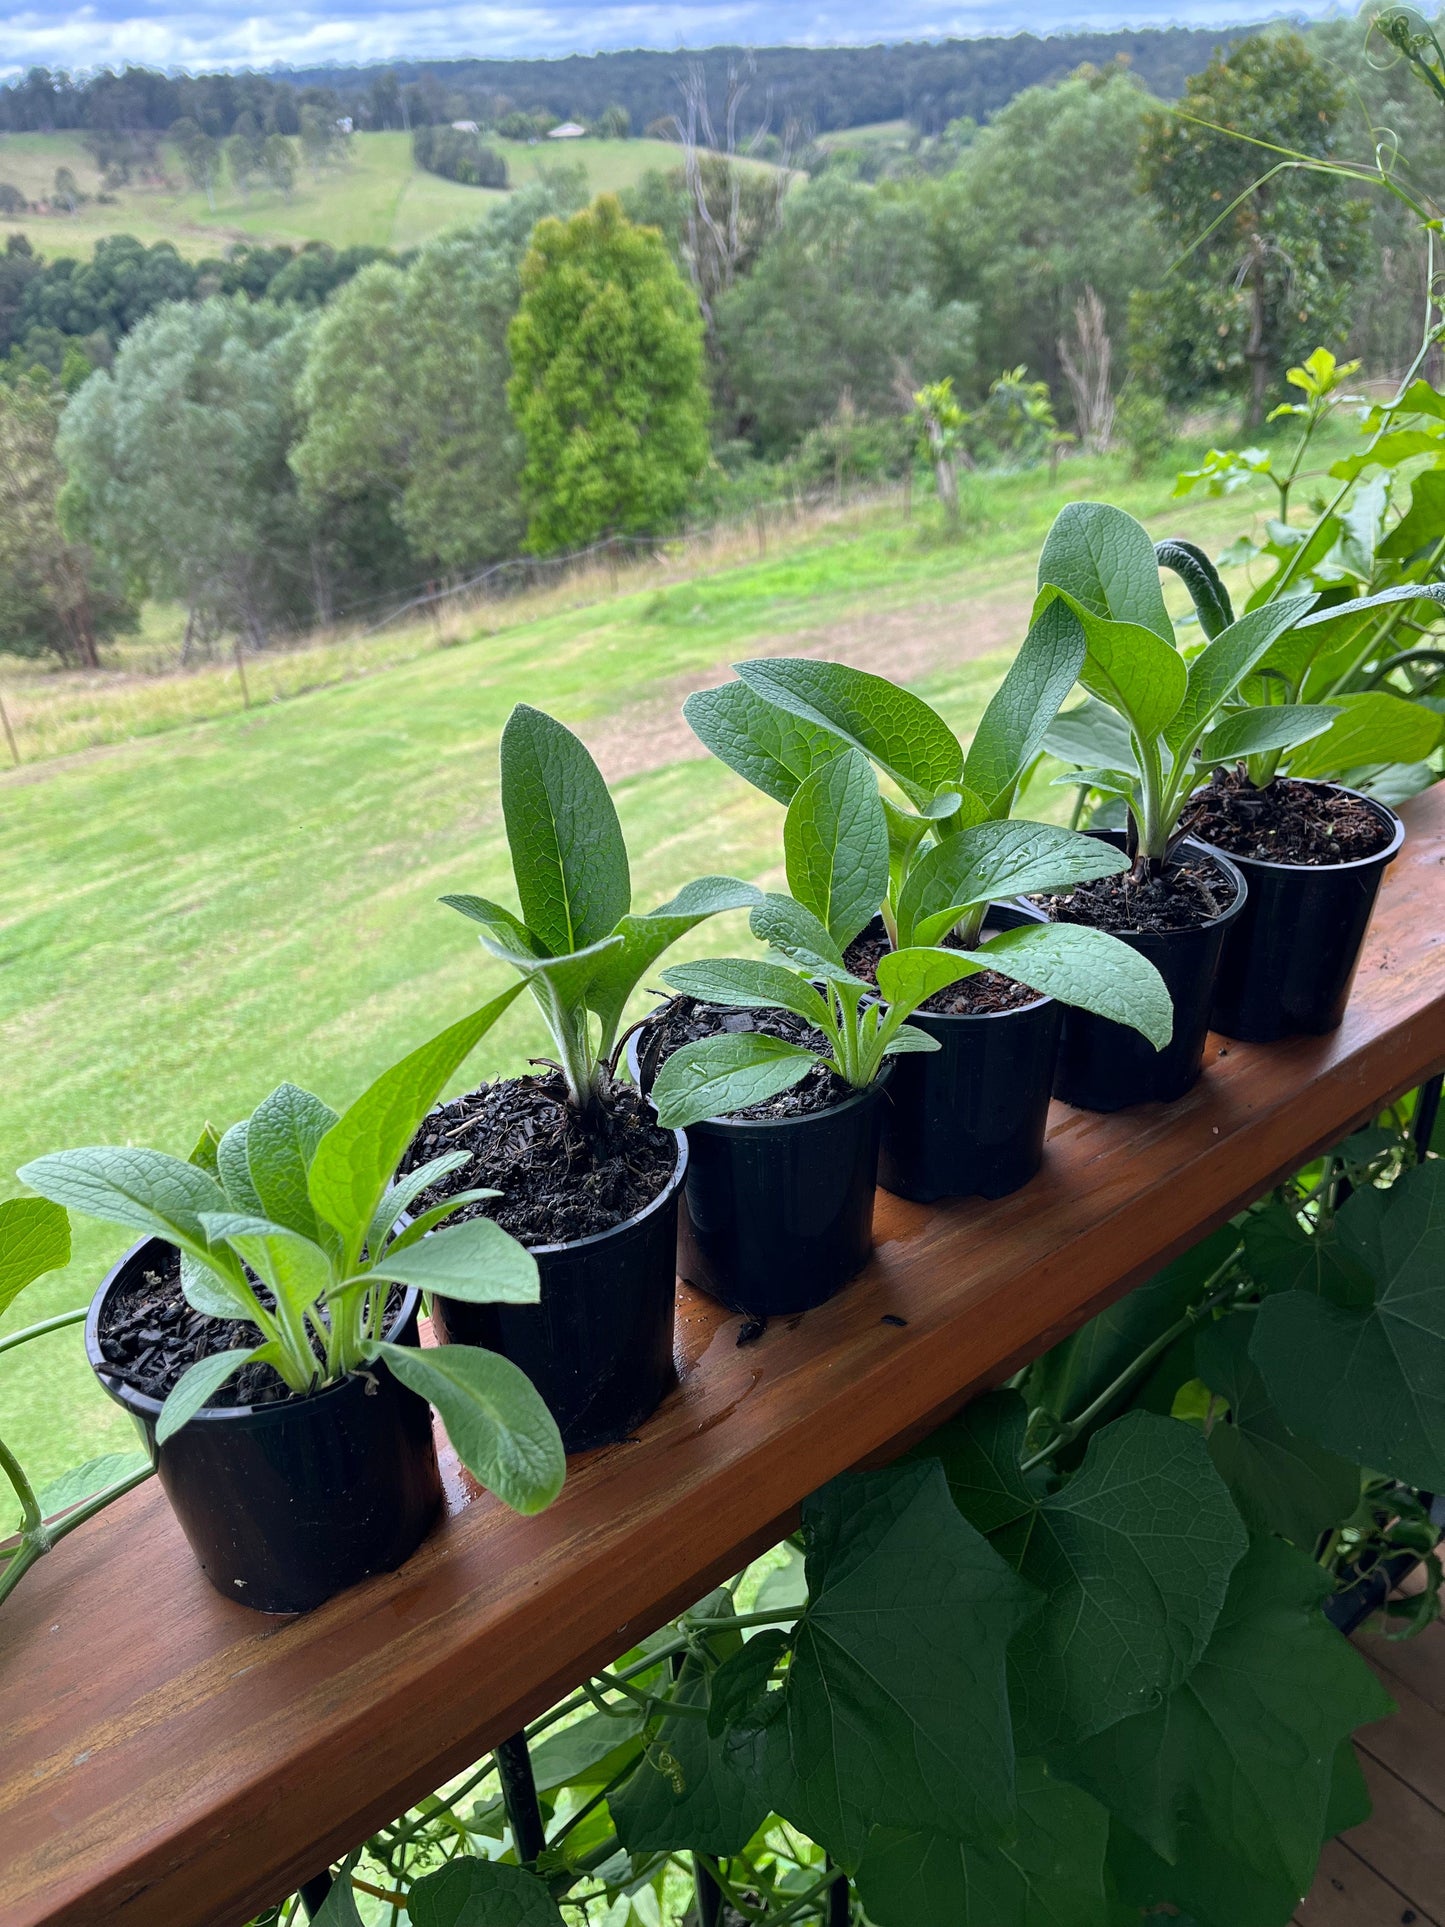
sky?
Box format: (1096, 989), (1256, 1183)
(0, 2), (1357, 81)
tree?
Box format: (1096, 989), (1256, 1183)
(10, 235), (197, 350)
(715, 175), (975, 454)
(597, 104), (631, 138)
(299, 103), (339, 173)
(0, 375), (133, 667)
(171, 115), (221, 207)
(52, 167), (79, 213)
(262, 133), (297, 198)
(1131, 30), (1371, 424)
(923, 64), (1162, 411)
(293, 181), (585, 571)
(58, 297), (319, 646)
(507, 194), (710, 551)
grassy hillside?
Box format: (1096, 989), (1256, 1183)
(0, 457), (1254, 1519)
(0, 130), (702, 261)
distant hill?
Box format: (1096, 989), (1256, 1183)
(278, 30), (1251, 136)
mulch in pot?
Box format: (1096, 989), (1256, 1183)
(634, 997), (851, 1119)
(96, 1249), (403, 1407)
(843, 926), (1042, 1015)
(1182, 767), (1392, 866)
(402, 1071), (677, 1245)
(1034, 847), (1238, 935)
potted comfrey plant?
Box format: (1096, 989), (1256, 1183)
(18, 997), (565, 1614)
(416, 703), (759, 1449)
(682, 642), (1171, 1201)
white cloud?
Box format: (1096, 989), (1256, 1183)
(0, 2), (1355, 79)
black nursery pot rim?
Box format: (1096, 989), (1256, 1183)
(1036, 834), (1249, 942)
(1186, 781), (1405, 875)
(520, 1125), (689, 1256)
(684, 1062), (891, 1134)
(85, 1239), (421, 1428)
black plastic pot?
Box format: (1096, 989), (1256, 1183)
(631, 1025), (888, 1317)
(1189, 785), (1405, 1044)
(872, 907), (1063, 1204)
(1046, 834), (1249, 1113)
(86, 1239), (441, 1615)
(431, 1133), (687, 1454)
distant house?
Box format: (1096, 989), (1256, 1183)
(336, 116), (354, 134)
(450, 119), (480, 133)
(547, 121), (587, 139)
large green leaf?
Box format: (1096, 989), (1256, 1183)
(611, 1654), (770, 1856)
(366, 1217), (540, 1304)
(307, 984), (523, 1263)
(1037, 501), (1174, 643)
(783, 749), (890, 949)
(856, 1759), (1112, 1927)
(1041, 698), (1140, 776)
(748, 892), (850, 977)
(1026, 1228), (1241, 1427)
(1250, 1158), (1445, 1488)
(1241, 1202), (1372, 1310)
(16, 1146), (228, 1261)
(244, 1082), (339, 1245)
(874, 944), (982, 1016)
(962, 597), (1088, 811)
(0, 1196), (70, 1316)
(500, 703), (630, 955)
(736, 656), (963, 807)
(197, 1212), (332, 1331)
(369, 1341), (564, 1514)
(977, 923), (1173, 1049)
(527, 1705), (647, 1793)
(1284, 689), (1444, 780)
(1194, 1319), (1360, 1547)
(408, 1860), (565, 1927)
(1057, 1539), (1394, 1927)
(1273, 582), (1445, 695)
(584, 876), (761, 1047)
(155, 1347), (262, 1442)
(35, 1451), (150, 1518)
(1378, 468), (1445, 562)
(661, 956), (832, 1028)
(1043, 592), (1187, 743)
(650, 1033), (821, 1130)
(935, 1397), (1247, 1748)
(765, 1461), (1037, 1870)
(217, 1119), (265, 1215)
(683, 679), (848, 804)
(1163, 594), (1317, 755)
(438, 893), (543, 957)
(1199, 703), (1339, 765)
(365, 1151), (471, 1260)
(894, 820), (1127, 948)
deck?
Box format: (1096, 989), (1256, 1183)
(2, 784), (1444, 1927)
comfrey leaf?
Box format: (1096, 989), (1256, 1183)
(784, 750), (890, 950)
(684, 678), (848, 805)
(156, 1347), (263, 1443)
(662, 956), (833, 1028)
(500, 702), (631, 954)
(366, 1217), (539, 1305)
(650, 1033), (820, 1130)
(16, 1147), (228, 1263)
(367, 1341), (564, 1514)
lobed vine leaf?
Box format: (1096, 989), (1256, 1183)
(612, 1653), (771, 1857)
(408, 1859), (566, 1927)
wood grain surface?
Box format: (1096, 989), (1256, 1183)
(4, 787), (1444, 1927)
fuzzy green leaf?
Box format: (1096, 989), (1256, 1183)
(856, 1759), (1112, 1927)
(16, 1147), (227, 1260)
(978, 923), (1173, 1049)
(1250, 1159), (1445, 1488)
(765, 1461), (1037, 1870)
(500, 703), (630, 955)
(0, 1197), (70, 1317)
(894, 821), (1126, 948)
(370, 1341), (564, 1514)
(156, 1347), (261, 1442)
(1199, 704), (1339, 764)
(365, 1151), (471, 1258)
(683, 678), (848, 804)
(936, 1397), (1247, 1749)
(1042, 698), (1140, 776)
(244, 1082), (339, 1245)
(1037, 500), (1174, 642)
(584, 875), (761, 1047)
(408, 1860), (566, 1927)
(748, 893), (850, 976)
(439, 894), (543, 957)
(875, 944), (982, 1017)
(1045, 592), (1187, 744)
(962, 596), (1088, 811)
(307, 985), (524, 1261)
(1284, 689), (1444, 780)
(35, 1451), (150, 1519)
(367, 1217), (539, 1305)
(736, 656), (963, 807)
(650, 1033), (820, 1130)
(217, 1119), (265, 1215)
(1164, 594), (1316, 756)
(1056, 1538), (1394, 1927)
(662, 956), (833, 1027)
(784, 749), (890, 949)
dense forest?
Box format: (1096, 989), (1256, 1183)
(0, 28), (1247, 140)
(1, 16), (1441, 673)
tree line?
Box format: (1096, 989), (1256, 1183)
(0, 25), (1433, 674)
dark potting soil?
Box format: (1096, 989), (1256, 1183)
(844, 927), (1042, 1016)
(96, 1248), (404, 1407)
(1033, 847), (1237, 935)
(402, 1071), (677, 1246)
(1181, 767), (1391, 866)
(634, 996), (852, 1120)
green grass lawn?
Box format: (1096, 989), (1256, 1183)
(0, 130), (741, 261)
(0, 457), (1257, 1523)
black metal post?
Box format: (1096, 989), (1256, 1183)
(496, 1730), (546, 1864)
(694, 1858), (725, 1926)
(826, 1860), (850, 1925)
(297, 1869), (335, 1921)
(1414, 1071), (1443, 1160)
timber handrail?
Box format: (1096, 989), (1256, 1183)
(4, 786), (1445, 1927)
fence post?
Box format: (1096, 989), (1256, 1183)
(0, 688), (18, 767)
(754, 504), (767, 558)
(233, 636), (251, 710)
(495, 1730), (546, 1864)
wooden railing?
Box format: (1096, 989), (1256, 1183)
(4, 785), (1445, 1927)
